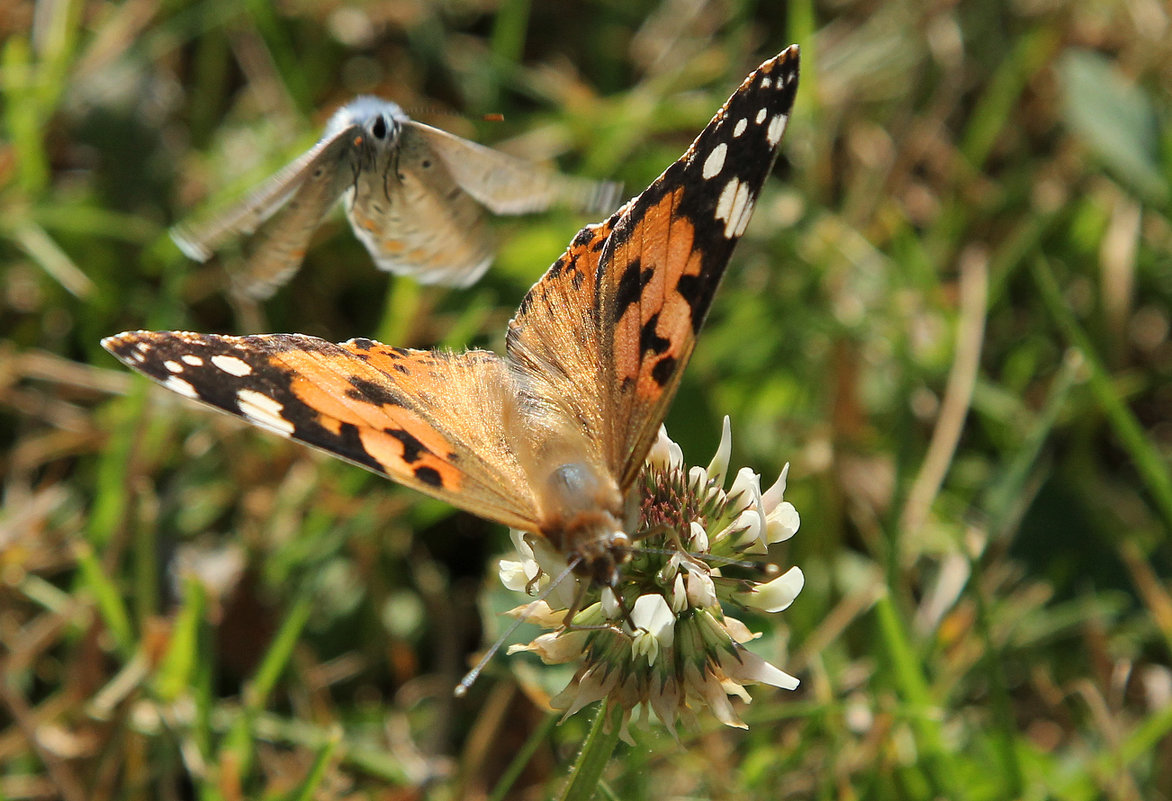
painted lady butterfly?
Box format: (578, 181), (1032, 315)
(172, 96), (623, 298)
(105, 46), (800, 585)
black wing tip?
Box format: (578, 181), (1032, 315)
(748, 44), (801, 102)
(101, 330), (154, 361)
(764, 44), (800, 78)
(102, 329), (203, 350)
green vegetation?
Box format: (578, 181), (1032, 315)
(2, 1), (1170, 799)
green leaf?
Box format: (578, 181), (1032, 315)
(1058, 49), (1167, 204)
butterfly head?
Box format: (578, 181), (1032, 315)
(326, 96), (407, 155)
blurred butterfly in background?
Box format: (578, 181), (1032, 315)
(109, 46), (800, 584)
(172, 96), (624, 298)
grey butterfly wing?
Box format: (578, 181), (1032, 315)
(171, 124), (363, 295)
(406, 121), (623, 215)
(344, 126), (497, 288)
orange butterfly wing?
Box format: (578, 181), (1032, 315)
(101, 331), (542, 530)
(508, 46), (800, 489)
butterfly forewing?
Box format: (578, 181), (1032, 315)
(511, 47), (800, 489)
(409, 121), (623, 215)
(599, 48), (799, 486)
(101, 331), (543, 531)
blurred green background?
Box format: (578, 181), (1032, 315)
(2, 0), (1171, 799)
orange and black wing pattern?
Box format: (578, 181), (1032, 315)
(101, 331), (542, 530)
(508, 46), (800, 488)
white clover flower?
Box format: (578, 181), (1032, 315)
(497, 421), (803, 737)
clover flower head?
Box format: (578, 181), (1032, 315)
(499, 417), (803, 739)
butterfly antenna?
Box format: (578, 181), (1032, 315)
(401, 104), (504, 124)
(454, 557), (581, 697)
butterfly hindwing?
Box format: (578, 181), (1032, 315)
(101, 331), (543, 530)
(345, 125), (497, 287)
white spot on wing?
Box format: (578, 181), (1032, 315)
(163, 375), (198, 399)
(761, 77), (772, 89)
(714, 177), (754, 239)
(181, 354), (204, 366)
(732, 186), (756, 237)
(236, 389), (294, 436)
(702, 143), (727, 179)
(733, 118), (747, 137)
(767, 113), (788, 146)
(714, 178), (754, 238)
(211, 355), (253, 377)
(755, 107), (767, 124)
(715, 178), (739, 228)
(164, 360), (183, 373)
(729, 182), (753, 237)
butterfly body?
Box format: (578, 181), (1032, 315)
(342, 103), (498, 287)
(110, 47), (801, 585)
(172, 96), (622, 297)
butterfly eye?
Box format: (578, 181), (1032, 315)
(371, 115), (388, 139)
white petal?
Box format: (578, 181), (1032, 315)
(648, 672), (681, 733)
(601, 586), (622, 620)
(721, 677), (752, 702)
(720, 645), (800, 691)
(647, 424), (684, 471)
(688, 521), (709, 553)
(505, 600), (563, 627)
(671, 573), (688, 613)
(731, 507), (764, 550)
(765, 501), (801, 544)
(632, 629), (661, 666)
(688, 465), (708, 493)
(529, 537), (579, 608)
(761, 463), (790, 512)
(657, 553), (680, 584)
(509, 630), (586, 663)
(743, 566), (804, 613)
(686, 571), (718, 609)
(631, 593), (675, 648)
(686, 663), (746, 729)
(498, 559), (531, 592)
(727, 467), (762, 515)
(721, 615), (760, 644)
(508, 528), (535, 560)
(705, 416), (733, 487)
(552, 665), (615, 716)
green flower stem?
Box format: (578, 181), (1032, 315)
(558, 703), (622, 801)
